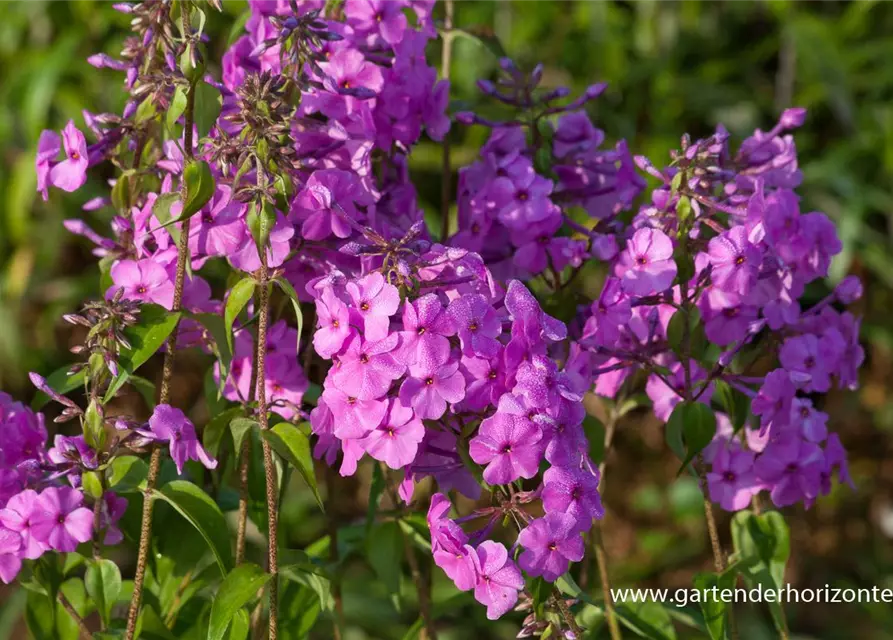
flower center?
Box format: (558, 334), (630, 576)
(425, 377), (435, 386)
(501, 443), (512, 454)
(417, 327), (426, 335)
(724, 471), (736, 482)
(468, 322), (478, 332)
(360, 302), (370, 311)
(332, 319), (340, 328)
(785, 463), (798, 473)
(548, 541), (557, 551)
(516, 191), (529, 202)
(804, 356), (816, 369)
(57, 514), (66, 524)
(360, 354), (369, 364)
(136, 285), (147, 294)
(800, 407), (810, 418)
(735, 255), (746, 266)
(636, 256), (648, 266)
(70, 151), (80, 160)
(341, 80), (351, 89)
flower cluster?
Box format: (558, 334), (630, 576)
(0, 392), (126, 584)
(308, 242), (604, 616)
(578, 109), (862, 511)
(452, 59), (642, 281)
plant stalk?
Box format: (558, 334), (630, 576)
(439, 0), (454, 243)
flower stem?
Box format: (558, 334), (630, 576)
(325, 465), (345, 640)
(59, 590), (91, 640)
(595, 404), (622, 640)
(235, 437), (251, 566)
(255, 249), (280, 640)
(553, 591), (584, 639)
(125, 59), (196, 640)
(439, 0), (454, 243)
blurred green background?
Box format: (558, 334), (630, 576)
(1, 1), (893, 638)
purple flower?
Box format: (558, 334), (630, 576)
(322, 388), (387, 439)
(471, 541), (524, 620)
(514, 355), (581, 409)
(428, 494), (478, 591)
(36, 130), (61, 201)
(360, 398), (424, 469)
(751, 369), (796, 434)
(48, 121), (88, 193)
(542, 465), (603, 530)
(704, 304), (760, 346)
(346, 0), (408, 45)
(332, 333), (405, 400)
(779, 334), (833, 393)
(496, 159), (556, 228)
(446, 294), (502, 358)
(146, 405), (218, 474)
(469, 411), (542, 485)
(582, 277), (631, 346)
(30, 487), (94, 553)
(619, 227), (677, 295)
(107, 259), (175, 309)
(314, 287), (354, 359)
(791, 398), (828, 443)
(0, 527), (22, 584)
(517, 512), (585, 581)
(706, 444), (758, 511)
(189, 185), (246, 258)
(399, 354), (465, 420)
(460, 355), (506, 412)
(397, 294), (453, 366)
(706, 226), (761, 296)
(753, 435), (824, 507)
(346, 272), (401, 341)
(293, 169), (371, 241)
(0, 490), (48, 559)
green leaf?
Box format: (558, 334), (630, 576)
(274, 277), (304, 357)
(714, 380), (751, 431)
(366, 464), (386, 533)
(31, 366), (85, 411)
(731, 510), (790, 634)
(666, 402), (717, 474)
(616, 600), (677, 640)
(203, 407), (243, 459)
(260, 423), (324, 511)
(194, 80), (222, 138)
(81, 471), (103, 499)
(666, 307), (703, 358)
(183, 159), (216, 218)
(366, 521), (402, 604)
(192, 312), (234, 397)
(247, 200), (277, 252)
(280, 557), (333, 612)
(105, 304), (181, 402)
(85, 558), (122, 628)
(107, 455), (149, 493)
(83, 399), (106, 451)
(225, 278), (256, 356)
(166, 86), (188, 132)
(207, 563), (271, 640)
(230, 417), (259, 454)
(582, 414), (606, 465)
(693, 569), (737, 640)
(227, 609), (250, 640)
(155, 480), (234, 575)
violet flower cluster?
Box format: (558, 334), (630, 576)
(308, 240), (604, 618)
(577, 109), (861, 511)
(0, 391), (126, 584)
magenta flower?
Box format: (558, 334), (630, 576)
(346, 0), (408, 45)
(619, 227), (677, 295)
(30, 487), (94, 553)
(582, 277), (631, 346)
(754, 435), (824, 507)
(706, 444), (758, 511)
(469, 411), (542, 485)
(36, 130), (61, 200)
(428, 494), (478, 591)
(779, 334), (833, 392)
(542, 466), (604, 530)
(107, 259), (175, 309)
(517, 512), (585, 582)
(0, 527), (22, 584)
(460, 355), (507, 412)
(321, 387), (387, 439)
(314, 287), (354, 359)
(752, 369), (796, 434)
(0, 490), (49, 559)
(293, 169), (371, 241)
(514, 355), (581, 409)
(446, 294), (502, 358)
(188, 184), (246, 258)
(791, 398), (828, 443)
(146, 404), (218, 474)
(332, 333), (405, 400)
(471, 541), (524, 620)
(317, 48), (383, 115)
(399, 351), (465, 420)
(707, 226), (761, 296)
(397, 294), (453, 366)
(346, 272), (401, 341)
(48, 121), (88, 193)
(361, 399), (424, 470)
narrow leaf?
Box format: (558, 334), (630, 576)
(274, 278), (304, 356)
(224, 278), (256, 356)
(260, 423), (324, 511)
(84, 559), (122, 628)
(207, 563), (271, 640)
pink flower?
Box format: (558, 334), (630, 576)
(399, 354), (465, 420)
(471, 541), (524, 620)
(332, 333), (405, 400)
(107, 259), (175, 309)
(314, 287), (354, 359)
(48, 121), (88, 193)
(360, 398), (424, 469)
(146, 405), (218, 474)
(446, 294), (502, 358)
(346, 272), (401, 341)
(619, 227), (677, 295)
(469, 410), (542, 485)
(36, 130), (61, 201)
(0, 490), (49, 559)
(0, 527), (22, 584)
(517, 512), (585, 581)
(31, 487), (94, 553)
(396, 294), (453, 366)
